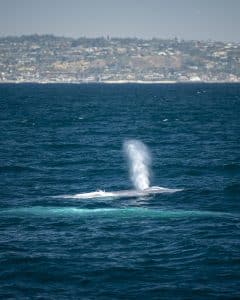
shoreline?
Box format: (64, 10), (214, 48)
(0, 80), (240, 84)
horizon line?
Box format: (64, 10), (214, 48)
(0, 33), (239, 45)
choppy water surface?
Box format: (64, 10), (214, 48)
(0, 83), (240, 299)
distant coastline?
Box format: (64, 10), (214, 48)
(1, 80), (240, 84)
(1, 35), (239, 84)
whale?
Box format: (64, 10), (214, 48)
(53, 140), (182, 200)
(58, 186), (182, 200)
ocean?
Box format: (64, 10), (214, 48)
(0, 83), (239, 299)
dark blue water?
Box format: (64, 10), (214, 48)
(0, 83), (240, 299)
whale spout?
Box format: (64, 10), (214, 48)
(124, 139), (151, 191)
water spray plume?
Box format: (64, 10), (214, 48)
(55, 139), (182, 199)
(124, 139), (151, 191)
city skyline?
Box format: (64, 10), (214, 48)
(0, 0), (240, 43)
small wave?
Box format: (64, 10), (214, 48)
(222, 163), (240, 172)
(42, 143), (82, 150)
(224, 183), (240, 194)
(0, 165), (38, 173)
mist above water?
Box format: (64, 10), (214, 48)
(124, 139), (151, 191)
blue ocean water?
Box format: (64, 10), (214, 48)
(0, 83), (240, 299)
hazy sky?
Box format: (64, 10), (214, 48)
(0, 0), (240, 42)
